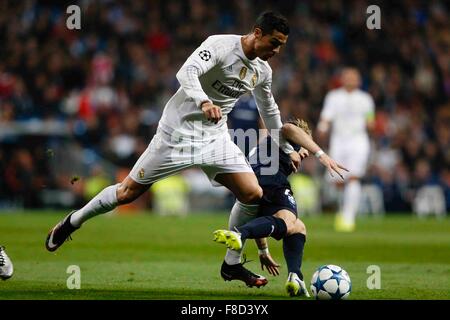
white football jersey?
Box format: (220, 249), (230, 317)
(159, 34), (293, 153)
(320, 88), (375, 145)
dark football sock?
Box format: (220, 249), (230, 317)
(236, 216), (287, 241)
(283, 233), (306, 280)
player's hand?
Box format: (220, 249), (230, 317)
(299, 147), (309, 160)
(289, 151), (301, 173)
(318, 153), (349, 180)
(259, 252), (280, 276)
(201, 101), (222, 124)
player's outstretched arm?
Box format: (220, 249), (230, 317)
(255, 238), (280, 276)
(281, 123), (348, 179)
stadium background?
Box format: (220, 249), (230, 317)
(0, 0), (449, 214)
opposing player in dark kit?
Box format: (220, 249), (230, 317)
(214, 119), (347, 297)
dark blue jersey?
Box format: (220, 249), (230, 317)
(248, 135), (302, 217)
(228, 95), (260, 157)
(228, 95), (259, 133)
(248, 135), (301, 188)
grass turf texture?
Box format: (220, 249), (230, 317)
(0, 211), (449, 300)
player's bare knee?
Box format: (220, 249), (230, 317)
(116, 177), (149, 204)
(116, 183), (141, 204)
(284, 218), (296, 235)
(274, 210), (298, 235)
(294, 219), (307, 236)
(116, 184), (132, 204)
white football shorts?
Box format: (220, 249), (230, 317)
(129, 126), (253, 186)
(327, 139), (370, 182)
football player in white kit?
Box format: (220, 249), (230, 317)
(317, 68), (375, 232)
(45, 11), (300, 267)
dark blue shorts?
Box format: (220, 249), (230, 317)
(258, 186), (298, 217)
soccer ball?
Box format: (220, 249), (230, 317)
(310, 265), (351, 300)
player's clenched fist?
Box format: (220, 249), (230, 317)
(201, 101), (222, 124)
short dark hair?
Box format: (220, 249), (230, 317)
(254, 11), (290, 36)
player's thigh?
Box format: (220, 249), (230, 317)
(204, 135), (262, 203)
(214, 172), (262, 204)
(129, 129), (194, 185)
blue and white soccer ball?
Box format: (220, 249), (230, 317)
(310, 265), (351, 300)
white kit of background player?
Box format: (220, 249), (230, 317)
(317, 68), (375, 232)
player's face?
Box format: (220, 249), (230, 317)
(254, 29), (288, 61)
(342, 69), (361, 90)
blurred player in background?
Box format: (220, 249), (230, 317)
(214, 119), (347, 297)
(0, 246), (13, 280)
(45, 11), (301, 252)
(317, 67), (375, 232)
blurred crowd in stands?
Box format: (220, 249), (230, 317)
(0, 0), (449, 212)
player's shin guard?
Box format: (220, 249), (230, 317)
(70, 183), (120, 227)
(283, 233), (306, 280)
(236, 216), (287, 241)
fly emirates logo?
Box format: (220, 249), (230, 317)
(211, 79), (247, 99)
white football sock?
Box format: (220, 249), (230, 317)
(70, 183), (120, 227)
(224, 200), (258, 265)
(342, 180), (361, 225)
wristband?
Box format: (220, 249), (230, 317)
(258, 248), (269, 255)
(315, 150), (325, 159)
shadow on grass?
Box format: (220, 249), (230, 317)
(0, 287), (291, 300)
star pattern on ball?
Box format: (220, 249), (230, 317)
(311, 265), (352, 300)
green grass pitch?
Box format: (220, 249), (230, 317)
(0, 211), (449, 300)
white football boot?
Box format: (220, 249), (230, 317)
(0, 246), (14, 280)
(285, 272), (310, 297)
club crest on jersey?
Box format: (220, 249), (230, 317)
(251, 73), (258, 87)
(285, 189), (296, 206)
(138, 168), (145, 179)
(239, 66), (247, 80)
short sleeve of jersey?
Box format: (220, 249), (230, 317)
(320, 91), (336, 121)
